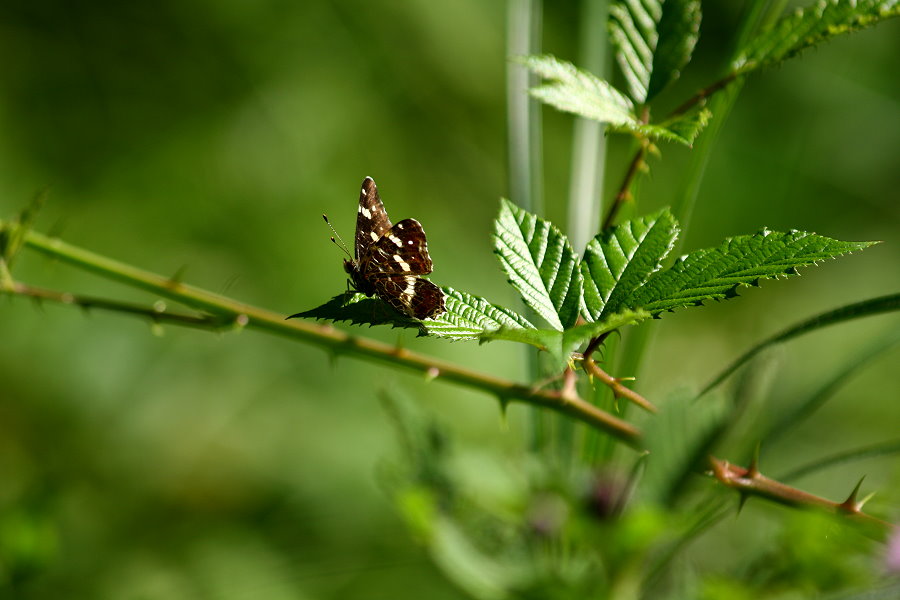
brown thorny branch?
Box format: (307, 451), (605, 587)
(0, 216), (894, 535)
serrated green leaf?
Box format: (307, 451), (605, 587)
(655, 105), (711, 146)
(481, 309), (649, 369)
(287, 287), (533, 341)
(641, 390), (726, 506)
(581, 209), (679, 322)
(734, 0), (900, 75)
(626, 229), (877, 315)
(425, 287), (535, 341)
(523, 55), (707, 146)
(609, 0), (702, 103)
(522, 54), (636, 127)
(648, 0), (702, 100)
(286, 291), (427, 332)
(493, 198), (582, 330)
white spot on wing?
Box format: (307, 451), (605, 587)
(390, 236), (402, 247)
(369, 231), (379, 241)
(360, 206), (372, 218)
(402, 277), (416, 297)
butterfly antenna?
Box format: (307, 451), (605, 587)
(322, 214), (352, 258)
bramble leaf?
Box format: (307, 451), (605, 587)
(581, 209), (679, 322)
(656, 105), (712, 146)
(425, 287), (536, 341)
(627, 229), (877, 315)
(287, 291), (427, 332)
(609, 0), (702, 103)
(522, 54), (635, 128)
(493, 198), (582, 330)
(287, 287), (534, 341)
(734, 0), (900, 75)
(523, 55), (709, 145)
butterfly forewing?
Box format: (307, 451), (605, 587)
(355, 176), (392, 260)
(362, 218), (433, 277)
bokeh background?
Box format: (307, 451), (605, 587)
(1, 1), (898, 598)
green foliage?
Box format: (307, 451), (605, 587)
(734, 0), (900, 75)
(608, 0), (702, 103)
(626, 229), (875, 315)
(427, 287), (536, 341)
(493, 198), (582, 330)
(291, 287), (534, 341)
(522, 55), (707, 145)
(295, 202), (876, 370)
(581, 208), (679, 323)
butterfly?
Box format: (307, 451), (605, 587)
(334, 176), (445, 320)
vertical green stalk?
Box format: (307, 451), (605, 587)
(567, 0), (609, 253)
(507, 0), (544, 216)
(564, 0), (612, 467)
(507, 0), (545, 450)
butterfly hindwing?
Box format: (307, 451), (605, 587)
(373, 276), (445, 320)
(355, 176), (392, 260)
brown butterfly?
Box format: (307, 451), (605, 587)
(333, 177), (444, 320)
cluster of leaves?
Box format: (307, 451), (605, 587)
(523, 0), (899, 147)
(296, 199), (872, 367)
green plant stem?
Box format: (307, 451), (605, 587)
(601, 135), (647, 232)
(3, 280), (220, 330)
(710, 457), (895, 537)
(583, 354), (657, 413)
(14, 224), (641, 445)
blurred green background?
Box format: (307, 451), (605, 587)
(1, 1), (898, 597)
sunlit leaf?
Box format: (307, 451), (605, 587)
(609, 0), (702, 103)
(581, 208), (679, 322)
(493, 198), (582, 330)
(627, 229), (876, 316)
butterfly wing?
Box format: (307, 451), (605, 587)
(373, 276), (445, 320)
(361, 218), (444, 319)
(354, 176), (393, 260)
(361, 218), (433, 276)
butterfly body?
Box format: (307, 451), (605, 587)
(343, 177), (445, 320)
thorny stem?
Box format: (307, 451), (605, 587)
(602, 136), (648, 233)
(667, 71), (739, 119)
(6, 280), (224, 330)
(2, 222), (894, 532)
(710, 457), (896, 535)
(583, 354), (658, 413)
(6, 223), (642, 446)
